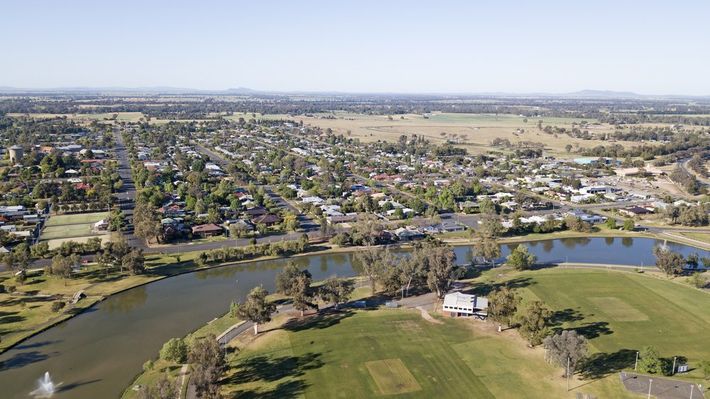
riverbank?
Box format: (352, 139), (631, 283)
(1, 229), (707, 355)
(128, 266), (710, 398)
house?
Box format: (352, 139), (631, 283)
(252, 213), (282, 227)
(619, 206), (653, 218)
(393, 227), (425, 242)
(437, 221), (466, 233)
(192, 223), (224, 237)
(243, 207), (267, 219)
(442, 292), (488, 318)
(566, 210), (605, 224)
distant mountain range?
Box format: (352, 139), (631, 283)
(0, 86), (707, 99)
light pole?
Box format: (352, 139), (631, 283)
(647, 378), (653, 399)
(689, 384), (694, 399)
(566, 356), (570, 391)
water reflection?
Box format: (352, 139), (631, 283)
(103, 286), (147, 314)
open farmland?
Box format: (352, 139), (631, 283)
(281, 111), (642, 155)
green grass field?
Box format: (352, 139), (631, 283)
(221, 308), (630, 398)
(41, 212), (109, 241)
(44, 212), (108, 227)
(518, 269), (710, 366)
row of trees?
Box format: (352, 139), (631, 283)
(354, 241), (462, 299)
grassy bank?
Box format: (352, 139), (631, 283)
(2, 227), (705, 355)
(212, 268), (708, 398)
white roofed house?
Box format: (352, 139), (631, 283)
(442, 292), (488, 319)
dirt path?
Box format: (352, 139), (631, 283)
(178, 364), (189, 399)
(416, 306), (443, 324)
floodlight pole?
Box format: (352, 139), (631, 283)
(647, 378), (653, 399)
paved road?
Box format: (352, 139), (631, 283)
(112, 128), (145, 250)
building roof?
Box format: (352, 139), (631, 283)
(192, 223), (223, 233)
(443, 292), (488, 310)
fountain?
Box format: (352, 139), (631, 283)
(30, 371), (58, 398)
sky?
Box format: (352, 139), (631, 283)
(1, 0), (709, 95)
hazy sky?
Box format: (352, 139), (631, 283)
(2, 1), (709, 95)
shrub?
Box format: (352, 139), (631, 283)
(51, 301), (66, 313)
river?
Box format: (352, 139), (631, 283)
(0, 237), (706, 399)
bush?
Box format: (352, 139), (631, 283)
(143, 359), (154, 372)
(51, 301), (66, 313)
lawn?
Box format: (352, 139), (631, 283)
(41, 212), (108, 241)
(44, 211), (108, 227)
(220, 309), (629, 398)
(514, 269), (710, 373)
(40, 224), (93, 240)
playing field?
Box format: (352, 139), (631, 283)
(221, 309), (630, 398)
(522, 270), (710, 362)
(44, 211), (108, 227)
(41, 212), (108, 241)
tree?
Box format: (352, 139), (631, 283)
(234, 286), (276, 334)
(160, 338), (187, 363)
(506, 244), (537, 270)
(425, 244), (461, 298)
(474, 237), (500, 266)
(488, 286), (521, 328)
(282, 212), (299, 232)
(134, 201), (161, 244)
(604, 218), (617, 230)
(109, 208), (124, 231)
(122, 249), (146, 275)
(354, 246), (390, 295)
(637, 345), (664, 374)
(318, 277), (354, 309)
(48, 254), (75, 278)
(623, 218), (635, 231)
(275, 262), (314, 316)
(518, 301), (553, 346)
(137, 374), (177, 399)
(188, 334), (225, 399)
(688, 272), (707, 289)
(653, 246), (685, 276)
(30, 242), (50, 259)
(479, 213), (504, 238)
(399, 250), (427, 298)
(543, 330), (588, 377)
